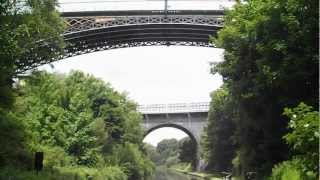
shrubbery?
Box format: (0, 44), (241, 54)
(0, 166), (127, 180)
(269, 103), (319, 180)
(106, 142), (155, 180)
(269, 159), (316, 180)
(0, 71), (154, 179)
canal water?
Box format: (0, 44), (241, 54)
(148, 167), (203, 180)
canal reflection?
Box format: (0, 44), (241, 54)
(149, 167), (202, 180)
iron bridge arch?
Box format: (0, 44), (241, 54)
(18, 10), (224, 72)
(63, 10), (224, 57)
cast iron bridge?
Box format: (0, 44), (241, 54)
(63, 10), (224, 56)
(19, 9), (225, 72)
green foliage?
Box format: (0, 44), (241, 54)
(269, 159), (316, 180)
(0, 166), (127, 180)
(147, 137), (198, 169)
(143, 143), (162, 165)
(211, 0), (318, 177)
(0, 0), (65, 76)
(1, 70), (154, 178)
(178, 137), (197, 169)
(269, 103), (319, 179)
(0, 0), (65, 168)
(56, 166), (128, 180)
(92, 166), (128, 180)
(106, 142), (155, 180)
(156, 139), (180, 165)
(282, 103), (319, 173)
(171, 162), (192, 172)
(16, 71), (145, 168)
(231, 151), (241, 176)
(165, 155), (180, 167)
(0, 108), (32, 168)
(39, 145), (74, 168)
(18, 71), (103, 166)
(201, 87), (236, 172)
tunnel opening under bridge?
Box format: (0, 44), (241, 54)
(143, 124), (199, 170)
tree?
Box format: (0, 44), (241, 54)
(201, 87), (236, 172)
(156, 139), (179, 165)
(178, 137), (197, 169)
(0, 0), (65, 167)
(14, 70), (155, 178)
(107, 142), (155, 180)
(0, 0), (64, 71)
(0, 0), (64, 105)
(17, 71), (145, 167)
(144, 143), (162, 165)
(212, 0), (318, 177)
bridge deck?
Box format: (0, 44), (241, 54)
(61, 10), (225, 17)
(138, 102), (209, 114)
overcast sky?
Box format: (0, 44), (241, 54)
(40, 46), (224, 104)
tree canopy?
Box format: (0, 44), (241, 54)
(201, 87), (236, 172)
(178, 137), (197, 169)
(14, 71), (154, 179)
(0, 0), (65, 168)
(205, 0), (318, 178)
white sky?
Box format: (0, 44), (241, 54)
(40, 46), (223, 104)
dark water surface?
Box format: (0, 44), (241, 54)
(148, 167), (202, 180)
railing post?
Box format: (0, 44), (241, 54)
(164, 0), (168, 14)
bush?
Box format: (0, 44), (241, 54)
(93, 166), (128, 180)
(269, 159), (316, 180)
(0, 166), (80, 180)
(106, 142), (155, 180)
(0, 166), (128, 180)
(165, 155), (180, 167)
(269, 103), (319, 180)
(0, 109), (32, 168)
(38, 145), (74, 168)
(282, 103), (319, 173)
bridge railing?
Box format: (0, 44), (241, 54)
(63, 14), (224, 34)
(138, 102), (209, 114)
(58, 0), (236, 12)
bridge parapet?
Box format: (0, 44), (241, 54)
(64, 13), (224, 34)
(138, 102), (209, 114)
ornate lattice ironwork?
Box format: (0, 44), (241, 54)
(138, 102), (210, 114)
(64, 40), (214, 58)
(16, 11), (224, 73)
(64, 15), (223, 34)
